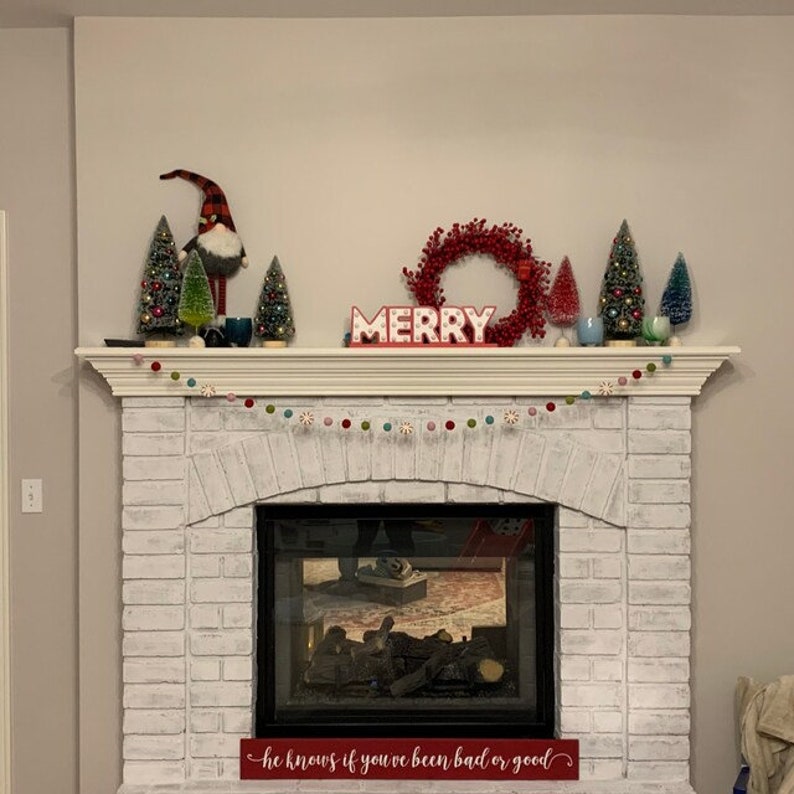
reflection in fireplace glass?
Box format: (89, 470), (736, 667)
(256, 504), (555, 738)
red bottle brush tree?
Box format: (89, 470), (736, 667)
(546, 256), (581, 346)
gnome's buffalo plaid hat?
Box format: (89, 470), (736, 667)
(159, 169), (238, 233)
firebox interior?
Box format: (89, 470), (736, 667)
(255, 503), (555, 738)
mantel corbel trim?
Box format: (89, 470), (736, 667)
(75, 346), (739, 398)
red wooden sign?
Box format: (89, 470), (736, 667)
(241, 738), (578, 781)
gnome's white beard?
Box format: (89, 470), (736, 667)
(197, 224), (243, 259)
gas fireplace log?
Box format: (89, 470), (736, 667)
(351, 615), (394, 659)
(385, 631), (453, 661)
(313, 625), (353, 656)
(388, 645), (458, 697)
(444, 637), (505, 686)
(388, 636), (503, 697)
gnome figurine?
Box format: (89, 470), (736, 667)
(160, 169), (248, 317)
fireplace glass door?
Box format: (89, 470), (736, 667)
(255, 504), (554, 738)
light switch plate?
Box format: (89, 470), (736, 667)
(21, 478), (43, 513)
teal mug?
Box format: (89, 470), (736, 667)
(224, 317), (253, 347)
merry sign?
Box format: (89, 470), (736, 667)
(240, 738), (578, 781)
(350, 305), (497, 346)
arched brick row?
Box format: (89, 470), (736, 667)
(187, 428), (626, 527)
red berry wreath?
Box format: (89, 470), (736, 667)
(402, 218), (550, 347)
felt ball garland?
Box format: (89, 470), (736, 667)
(134, 352), (674, 429)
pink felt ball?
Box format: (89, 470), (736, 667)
(427, 421), (436, 431)
(323, 417), (333, 426)
(528, 407), (537, 417)
(618, 376), (628, 386)
(226, 392), (236, 402)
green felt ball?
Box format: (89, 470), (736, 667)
(170, 371), (180, 381)
(467, 418), (477, 428)
(361, 420), (371, 431)
(266, 404), (276, 414)
(565, 395), (575, 405)
(646, 362), (657, 372)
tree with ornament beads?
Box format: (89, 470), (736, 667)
(137, 216), (183, 342)
(254, 255), (295, 347)
(546, 256), (581, 347)
(660, 252), (693, 344)
(178, 250), (216, 346)
(598, 219), (645, 343)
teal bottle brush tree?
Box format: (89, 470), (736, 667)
(659, 252), (693, 346)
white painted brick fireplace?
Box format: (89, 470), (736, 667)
(78, 346), (737, 794)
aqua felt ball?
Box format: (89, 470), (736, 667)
(662, 354), (673, 366)
(581, 390), (592, 399)
(186, 377), (196, 388)
(383, 422), (392, 432)
(485, 415), (494, 425)
(284, 409), (293, 418)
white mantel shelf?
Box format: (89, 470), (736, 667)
(76, 345), (739, 398)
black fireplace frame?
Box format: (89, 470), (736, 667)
(255, 503), (556, 739)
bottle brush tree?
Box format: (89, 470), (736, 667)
(137, 215), (183, 340)
(598, 219), (645, 342)
(660, 252), (693, 343)
(546, 256), (581, 346)
(178, 250), (215, 344)
(254, 255), (296, 346)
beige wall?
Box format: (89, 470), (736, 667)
(3, 13), (793, 794)
(0, 27), (79, 794)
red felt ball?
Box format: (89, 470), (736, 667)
(632, 369), (642, 379)
(445, 420), (455, 431)
(546, 402), (556, 412)
(150, 361), (161, 372)
(244, 398), (255, 408)
(341, 418), (351, 429)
